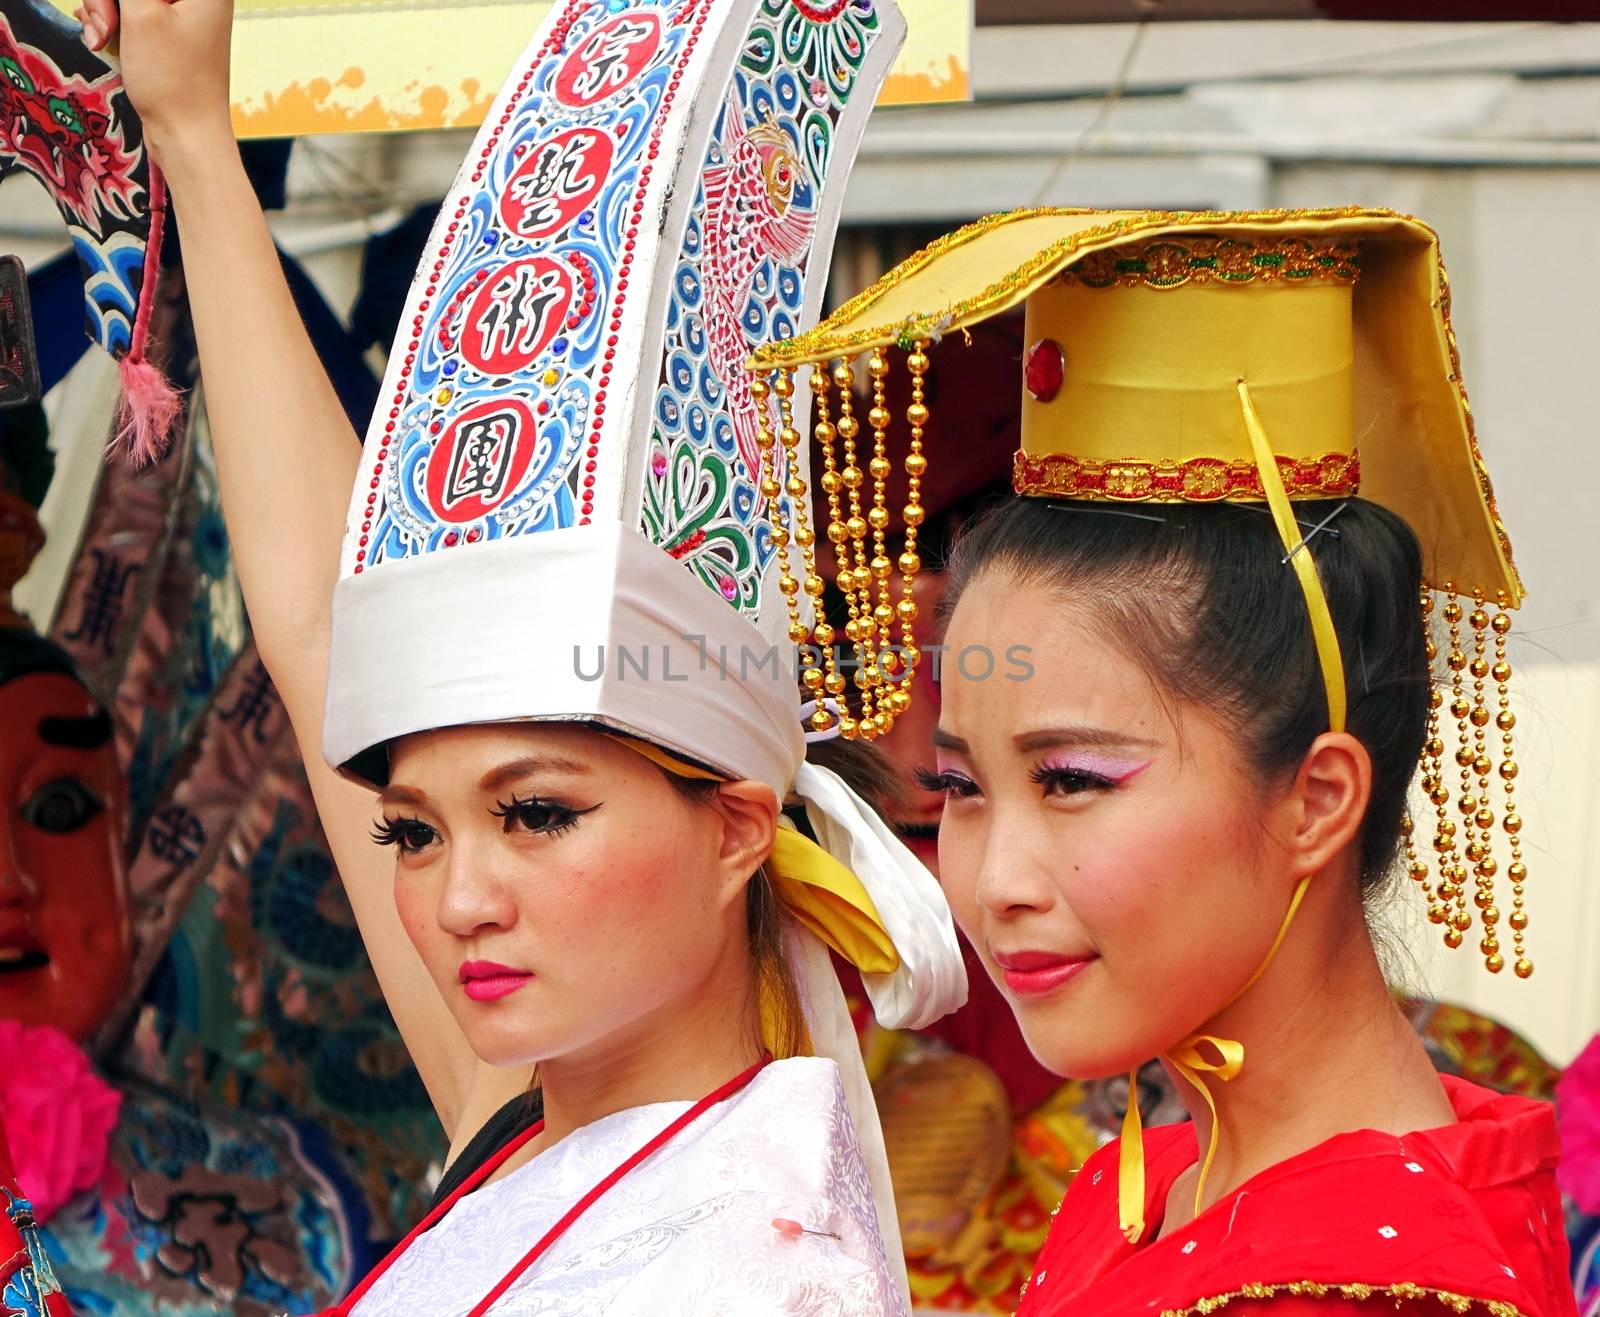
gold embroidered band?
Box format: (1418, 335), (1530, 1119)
(1012, 450), (1362, 503)
(1059, 235), (1361, 291)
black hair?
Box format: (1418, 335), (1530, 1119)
(0, 627), (93, 691)
(942, 496), (1430, 894)
(0, 629), (111, 748)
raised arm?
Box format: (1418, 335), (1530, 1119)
(80, 0), (509, 1139)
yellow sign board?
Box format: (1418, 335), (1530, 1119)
(212, 0), (969, 138)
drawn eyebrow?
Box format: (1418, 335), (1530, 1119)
(932, 726), (1158, 754)
(377, 783), (427, 810)
(1011, 727), (1158, 754)
(37, 711), (112, 750)
(478, 756), (594, 795)
(377, 756), (595, 810)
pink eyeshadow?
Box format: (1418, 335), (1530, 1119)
(1038, 753), (1151, 784)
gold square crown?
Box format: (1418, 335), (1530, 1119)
(750, 207), (1521, 607)
(748, 207), (1536, 981)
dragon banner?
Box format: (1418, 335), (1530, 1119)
(0, 0), (177, 463)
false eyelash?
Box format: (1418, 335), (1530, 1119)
(913, 766), (979, 797)
(489, 795), (600, 838)
(371, 815), (434, 849)
(1028, 764), (1116, 794)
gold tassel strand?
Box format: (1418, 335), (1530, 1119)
(1465, 593), (1503, 972)
(775, 370), (830, 732)
(1405, 591), (1438, 916)
(1442, 588), (1476, 948)
(1491, 595), (1533, 978)
(833, 360), (876, 738)
(808, 365), (851, 729)
(864, 349), (897, 737)
(892, 345), (931, 718)
(748, 371), (832, 736)
(745, 371), (812, 720)
(1421, 589), (1468, 941)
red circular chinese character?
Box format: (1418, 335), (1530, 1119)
(424, 398), (540, 524)
(459, 257), (576, 377)
(500, 126), (616, 240)
(553, 11), (663, 109)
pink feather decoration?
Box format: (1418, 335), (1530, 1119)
(108, 162), (180, 468)
(112, 354), (183, 468)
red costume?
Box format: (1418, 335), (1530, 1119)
(1018, 1077), (1573, 1317)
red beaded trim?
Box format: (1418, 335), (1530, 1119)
(792, 0), (853, 20)
(664, 528), (707, 560)
(1013, 449), (1361, 503)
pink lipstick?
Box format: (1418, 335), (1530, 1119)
(993, 949), (1096, 997)
(458, 959), (533, 1002)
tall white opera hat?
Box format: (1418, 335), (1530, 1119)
(321, 0), (965, 1296)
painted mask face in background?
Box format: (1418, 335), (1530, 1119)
(0, 664), (131, 1040)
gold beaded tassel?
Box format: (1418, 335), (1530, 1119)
(749, 349), (930, 742)
(891, 345), (931, 724)
(753, 370), (821, 729)
(863, 350), (900, 737)
(832, 358), (879, 736)
(807, 364), (851, 725)
(1491, 594), (1533, 978)
(1409, 589), (1467, 940)
(1442, 588), (1478, 947)
(775, 369), (831, 729)
(1463, 592), (1504, 973)
(1403, 584), (1533, 979)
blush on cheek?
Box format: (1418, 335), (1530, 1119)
(392, 879), (437, 956)
(934, 839), (981, 947)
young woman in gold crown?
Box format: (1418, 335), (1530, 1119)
(749, 210), (1576, 1317)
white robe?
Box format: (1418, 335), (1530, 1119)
(350, 1056), (906, 1316)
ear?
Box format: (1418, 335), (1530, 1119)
(1286, 731), (1372, 877)
(705, 779), (778, 906)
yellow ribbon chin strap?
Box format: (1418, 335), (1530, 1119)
(1115, 391), (1340, 1245)
(1236, 379), (1347, 736)
(1115, 873), (1313, 1244)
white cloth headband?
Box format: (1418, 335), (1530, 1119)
(325, 519), (966, 1033)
